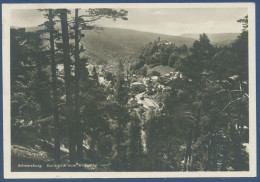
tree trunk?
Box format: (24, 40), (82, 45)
(191, 107), (201, 170)
(74, 8), (83, 163)
(221, 143), (228, 171)
(194, 108), (200, 141)
(60, 9), (76, 164)
(117, 126), (120, 162)
(211, 136), (218, 170)
(205, 134), (219, 171)
(34, 53), (51, 117)
(184, 130), (192, 171)
(48, 9), (60, 163)
(205, 113), (218, 171)
(205, 137), (212, 171)
(167, 142), (171, 160)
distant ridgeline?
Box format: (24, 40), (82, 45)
(11, 26), (239, 66)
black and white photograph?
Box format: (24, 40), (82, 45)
(2, 3), (256, 178)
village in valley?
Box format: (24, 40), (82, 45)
(10, 8), (250, 172)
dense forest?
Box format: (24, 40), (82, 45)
(11, 9), (249, 172)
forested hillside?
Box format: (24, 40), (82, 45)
(12, 26), (239, 64)
(10, 9), (249, 172)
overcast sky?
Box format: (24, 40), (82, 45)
(11, 8), (247, 36)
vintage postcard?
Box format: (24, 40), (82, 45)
(2, 2), (256, 179)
